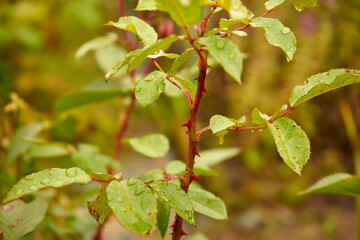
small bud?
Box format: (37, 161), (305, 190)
(193, 24), (201, 35)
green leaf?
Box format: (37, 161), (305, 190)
(2, 168), (91, 204)
(134, 71), (167, 107)
(173, 76), (197, 98)
(289, 69), (360, 107)
(107, 179), (157, 236)
(0, 198), (48, 240)
(128, 133), (170, 158)
(252, 108), (270, 126)
(56, 89), (131, 112)
(155, 0), (204, 26)
(156, 198), (170, 238)
(106, 16), (157, 46)
(232, 30), (248, 37)
(195, 147), (241, 167)
(4, 122), (45, 167)
(150, 181), (196, 226)
(94, 44), (128, 74)
(219, 18), (240, 29)
(75, 33), (118, 58)
(266, 118), (310, 176)
(265, 0), (317, 11)
(138, 169), (164, 182)
(210, 115), (236, 134)
(26, 143), (74, 158)
(135, 0), (157, 11)
(199, 36), (243, 83)
(216, 0), (253, 23)
(128, 35), (180, 73)
(87, 183), (111, 224)
(169, 48), (193, 77)
(250, 17), (297, 62)
(301, 173), (360, 196)
(187, 232), (210, 240)
(188, 188), (227, 220)
(105, 49), (142, 80)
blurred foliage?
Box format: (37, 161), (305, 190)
(0, 0), (359, 239)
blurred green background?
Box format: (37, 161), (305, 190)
(1, 0), (360, 239)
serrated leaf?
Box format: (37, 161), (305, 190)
(4, 122), (45, 167)
(150, 181), (196, 226)
(0, 198), (48, 240)
(138, 169), (164, 182)
(210, 115), (236, 134)
(107, 179), (157, 236)
(87, 183), (111, 224)
(289, 69), (360, 107)
(129, 133), (170, 158)
(169, 48), (193, 77)
(134, 71), (167, 107)
(155, 0), (204, 26)
(266, 118), (310, 175)
(252, 108), (270, 126)
(195, 147), (241, 167)
(199, 36), (243, 83)
(106, 16), (157, 46)
(2, 168), (91, 204)
(188, 188), (227, 220)
(156, 198), (170, 238)
(250, 17), (297, 62)
(265, 0), (317, 11)
(55, 89), (131, 112)
(75, 33), (118, 58)
(128, 35), (180, 73)
(216, 0), (253, 23)
(135, 0), (157, 11)
(301, 173), (360, 196)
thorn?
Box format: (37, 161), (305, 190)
(181, 121), (190, 128)
(206, 64), (212, 69)
(181, 230), (188, 236)
(194, 148), (200, 157)
(202, 87), (208, 94)
(169, 223), (176, 229)
(191, 174), (200, 182)
(194, 76), (199, 81)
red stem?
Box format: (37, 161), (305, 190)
(91, 177), (113, 183)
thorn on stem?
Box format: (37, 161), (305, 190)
(194, 148), (200, 157)
(181, 230), (188, 236)
(169, 223), (176, 229)
(191, 174), (200, 182)
(194, 76), (199, 81)
(202, 87), (208, 94)
(181, 121), (190, 128)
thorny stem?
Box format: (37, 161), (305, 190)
(172, 8), (213, 240)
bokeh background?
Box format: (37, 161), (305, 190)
(1, 0), (360, 239)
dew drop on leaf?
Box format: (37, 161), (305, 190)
(127, 178), (137, 186)
(116, 196), (124, 202)
(25, 175), (34, 181)
(281, 27), (291, 34)
(16, 189), (23, 196)
(176, 186), (181, 191)
(66, 168), (77, 178)
(41, 178), (51, 185)
(228, 53), (235, 59)
(30, 185), (37, 191)
(216, 40), (225, 49)
(135, 185), (145, 195)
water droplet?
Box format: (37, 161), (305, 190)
(41, 178), (51, 185)
(108, 196), (113, 201)
(228, 53), (235, 59)
(127, 178), (137, 186)
(135, 185), (145, 195)
(258, 129), (263, 132)
(66, 168), (77, 178)
(30, 185), (37, 191)
(16, 189), (23, 196)
(176, 186), (181, 191)
(116, 196), (124, 202)
(296, 145), (301, 149)
(180, 0), (190, 6)
(251, 130), (255, 133)
(286, 51), (294, 62)
(281, 27), (291, 34)
(286, 43), (290, 49)
(216, 40), (225, 49)
(120, 207), (128, 212)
